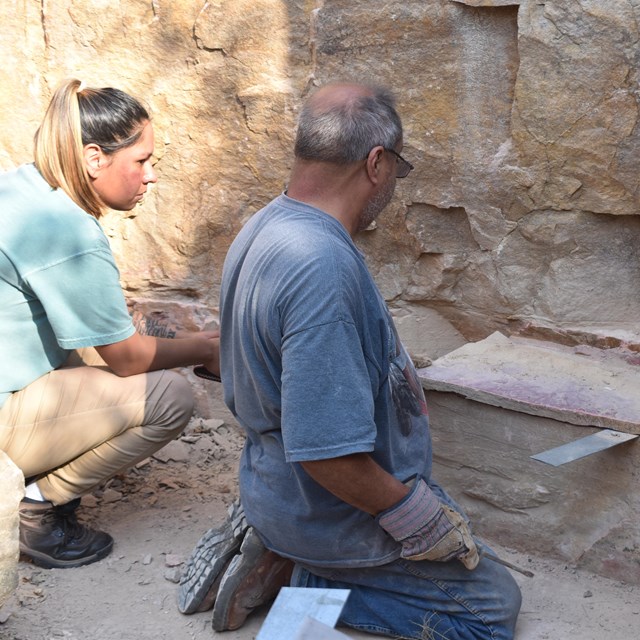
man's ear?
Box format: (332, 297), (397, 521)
(83, 144), (104, 179)
(365, 145), (385, 185)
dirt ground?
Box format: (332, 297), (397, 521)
(1, 381), (638, 640)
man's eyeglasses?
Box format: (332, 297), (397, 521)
(385, 148), (414, 179)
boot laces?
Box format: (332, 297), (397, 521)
(42, 506), (86, 541)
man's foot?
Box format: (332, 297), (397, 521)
(19, 498), (113, 569)
(178, 499), (248, 614)
(211, 526), (294, 631)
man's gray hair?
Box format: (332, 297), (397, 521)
(294, 85), (403, 164)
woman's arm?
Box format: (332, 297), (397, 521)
(96, 330), (219, 377)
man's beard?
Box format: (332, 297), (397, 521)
(357, 177), (395, 233)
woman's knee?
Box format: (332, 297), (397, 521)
(145, 370), (195, 438)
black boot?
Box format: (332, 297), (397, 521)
(19, 498), (114, 569)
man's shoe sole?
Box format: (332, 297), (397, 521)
(178, 500), (248, 614)
(211, 527), (293, 631)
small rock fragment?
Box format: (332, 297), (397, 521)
(164, 554), (183, 567)
(153, 440), (190, 463)
(101, 488), (123, 504)
(158, 478), (180, 491)
(200, 418), (225, 433)
(0, 602), (13, 623)
(81, 494), (99, 508)
(164, 568), (182, 584)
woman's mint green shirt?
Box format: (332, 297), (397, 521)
(0, 164), (134, 408)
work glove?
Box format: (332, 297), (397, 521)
(377, 476), (479, 570)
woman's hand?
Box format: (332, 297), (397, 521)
(195, 332), (220, 377)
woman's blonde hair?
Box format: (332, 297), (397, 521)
(34, 78), (149, 219)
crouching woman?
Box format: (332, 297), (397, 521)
(0, 79), (218, 569)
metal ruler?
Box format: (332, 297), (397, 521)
(531, 429), (638, 466)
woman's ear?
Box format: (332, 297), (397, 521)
(83, 144), (104, 179)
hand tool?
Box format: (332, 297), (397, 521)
(478, 546), (534, 578)
(193, 365), (221, 382)
(531, 429), (637, 466)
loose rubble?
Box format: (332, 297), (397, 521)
(1, 412), (638, 640)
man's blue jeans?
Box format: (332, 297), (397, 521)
(291, 549), (521, 640)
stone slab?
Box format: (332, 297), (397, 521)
(426, 390), (640, 585)
(417, 332), (640, 434)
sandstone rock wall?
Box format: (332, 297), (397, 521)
(1, 0), (638, 357)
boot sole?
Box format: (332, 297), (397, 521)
(177, 526), (244, 614)
(178, 499), (248, 614)
(211, 527), (293, 632)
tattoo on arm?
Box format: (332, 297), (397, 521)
(130, 310), (177, 338)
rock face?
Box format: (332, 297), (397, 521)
(0, 1), (638, 359)
(0, 451), (24, 607)
(1, 0), (638, 588)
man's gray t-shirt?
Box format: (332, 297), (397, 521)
(220, 194), (438, 567)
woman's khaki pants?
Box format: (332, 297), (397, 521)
(0, 349), (194, 505)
